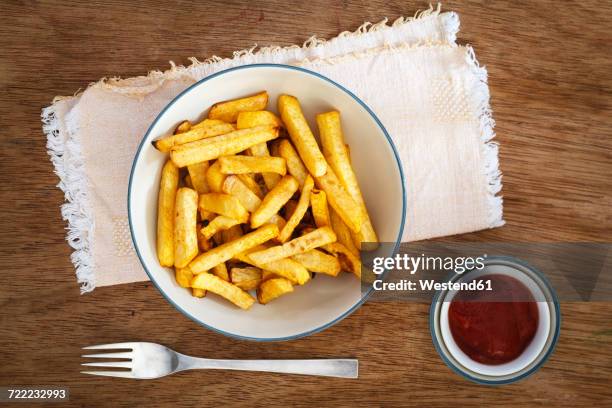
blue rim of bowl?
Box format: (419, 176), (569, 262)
(128, 63), (407, 342)
(429, 255), (561, 385)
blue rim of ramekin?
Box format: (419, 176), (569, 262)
(128, 63), (407, 342)
(429, 255), (561, 385)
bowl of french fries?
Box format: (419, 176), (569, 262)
(128, 64), (405, 340)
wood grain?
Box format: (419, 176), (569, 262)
(0, 0), (610, 406)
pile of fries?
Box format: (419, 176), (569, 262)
(154, 91), (378, 310)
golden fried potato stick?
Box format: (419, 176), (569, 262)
(192, 288), (206, 298)
(212, 262), (230, 281)
(221, 225), (243, 244)
(191, 273), (255, 310)
(314, 166), (363, 233)
(187, 161), (210, 194)
(278, 175), (314, 243)
(330, 208), (359, 257)
(251, 175), (299, 228)
(197, 224), (213, 251)
(261, 270), (280, 282)
(155, 122), (235, 153)
(247, 142), (281, 191)
(189, 224), (279, 273)
(223, 176), (286, 230)
(278, 139), (308, 188)
(236, 110), (282, 129)
(170, 126), (279, 167)
(206, 161), (226, 193)
(200, 215), (242, 239)
(310, 189), (331, 228)
(237, 173), (264, 198)
(174, 120), (192, 134)
(199, 209), (217, 222)
(174, 188), (199, 268)
(230, 267), (262, 291)
(292, 249), (341, 277)
(235, 246), (310, 285)
(175, 266), (194, 288)
(317, 111), (378, 249)
(278, 95), (327, 177)
(324, 242), (362, 278)
(208, 91), (268, 123)
(218, 155), (286, 176)
(190, 118), (227, 130)
(257, 278), (294, 304)
(249, 226), (337, 265)
(198, 193), (249, 223)
(157, 160), (179, 267)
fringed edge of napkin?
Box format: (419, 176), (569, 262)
(42, 96), (96, 293)
(465, 46), (505, 228)
(41, 4), (469, 293)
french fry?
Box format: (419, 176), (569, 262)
(206, 161), (226, 193)
(198, 193), (249, 223)
(292, 249), (341, 277)
(212, 262), (230, 281)
(222, 225), (243, 244)
(218, 156), (286, 175)
(251, 175), (299, 228)
(223, 175), (262, 212)
(189, 224), (279, 273)
(197, 224), (213, 251)
(190, 118), (227, 130)
(170, 126), (280, 167)
(157, 160), (179, 267)
(192, 288), (206, 298)
(174, 120), (191, 134)
(278, 175), (314, 242)
(175, 266), (194, 288)
(249, 226), (336, 264)
(230, 267), (262, 291)
(237, 110), (283, 129)
(257, 278), (294, 304)
(278, 139), (308, 188)
(310, 189), (331, 228)
(278, 95), (327, 177)
(154, 122), (235, 153)
(187, 161), (210, 194)
(223, 176), (287, 231)
(208, 91), (268, 123)
(173, 188), (199, 268)
(199, 210), (217, 222)
(237, 173), (264, 199)
(330, 208), (359, 257)
(317, 111), (378, 249)
(314, 166), (363, 233)
(191, 273), (255, 310)
(261, 270), (280, 281)
(235, 246), (310, 285)
(324, 242), (362, 278)
(201, 215), (242, 239)
(248, 142), (281, 190)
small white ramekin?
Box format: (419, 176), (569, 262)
(430, 256), (561, 385)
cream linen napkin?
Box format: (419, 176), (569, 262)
(42, 6), (503, 293)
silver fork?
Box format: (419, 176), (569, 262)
(81, 342), (358, 379)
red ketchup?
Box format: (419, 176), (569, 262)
(448, 274), (539, 365)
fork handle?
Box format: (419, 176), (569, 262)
(177, 356), (358, 378)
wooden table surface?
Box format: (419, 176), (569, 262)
(1, 0), (610, 406)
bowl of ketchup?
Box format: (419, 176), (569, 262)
(430, 256), (560, 385)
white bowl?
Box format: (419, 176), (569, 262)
(128, 64), (406, 341)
